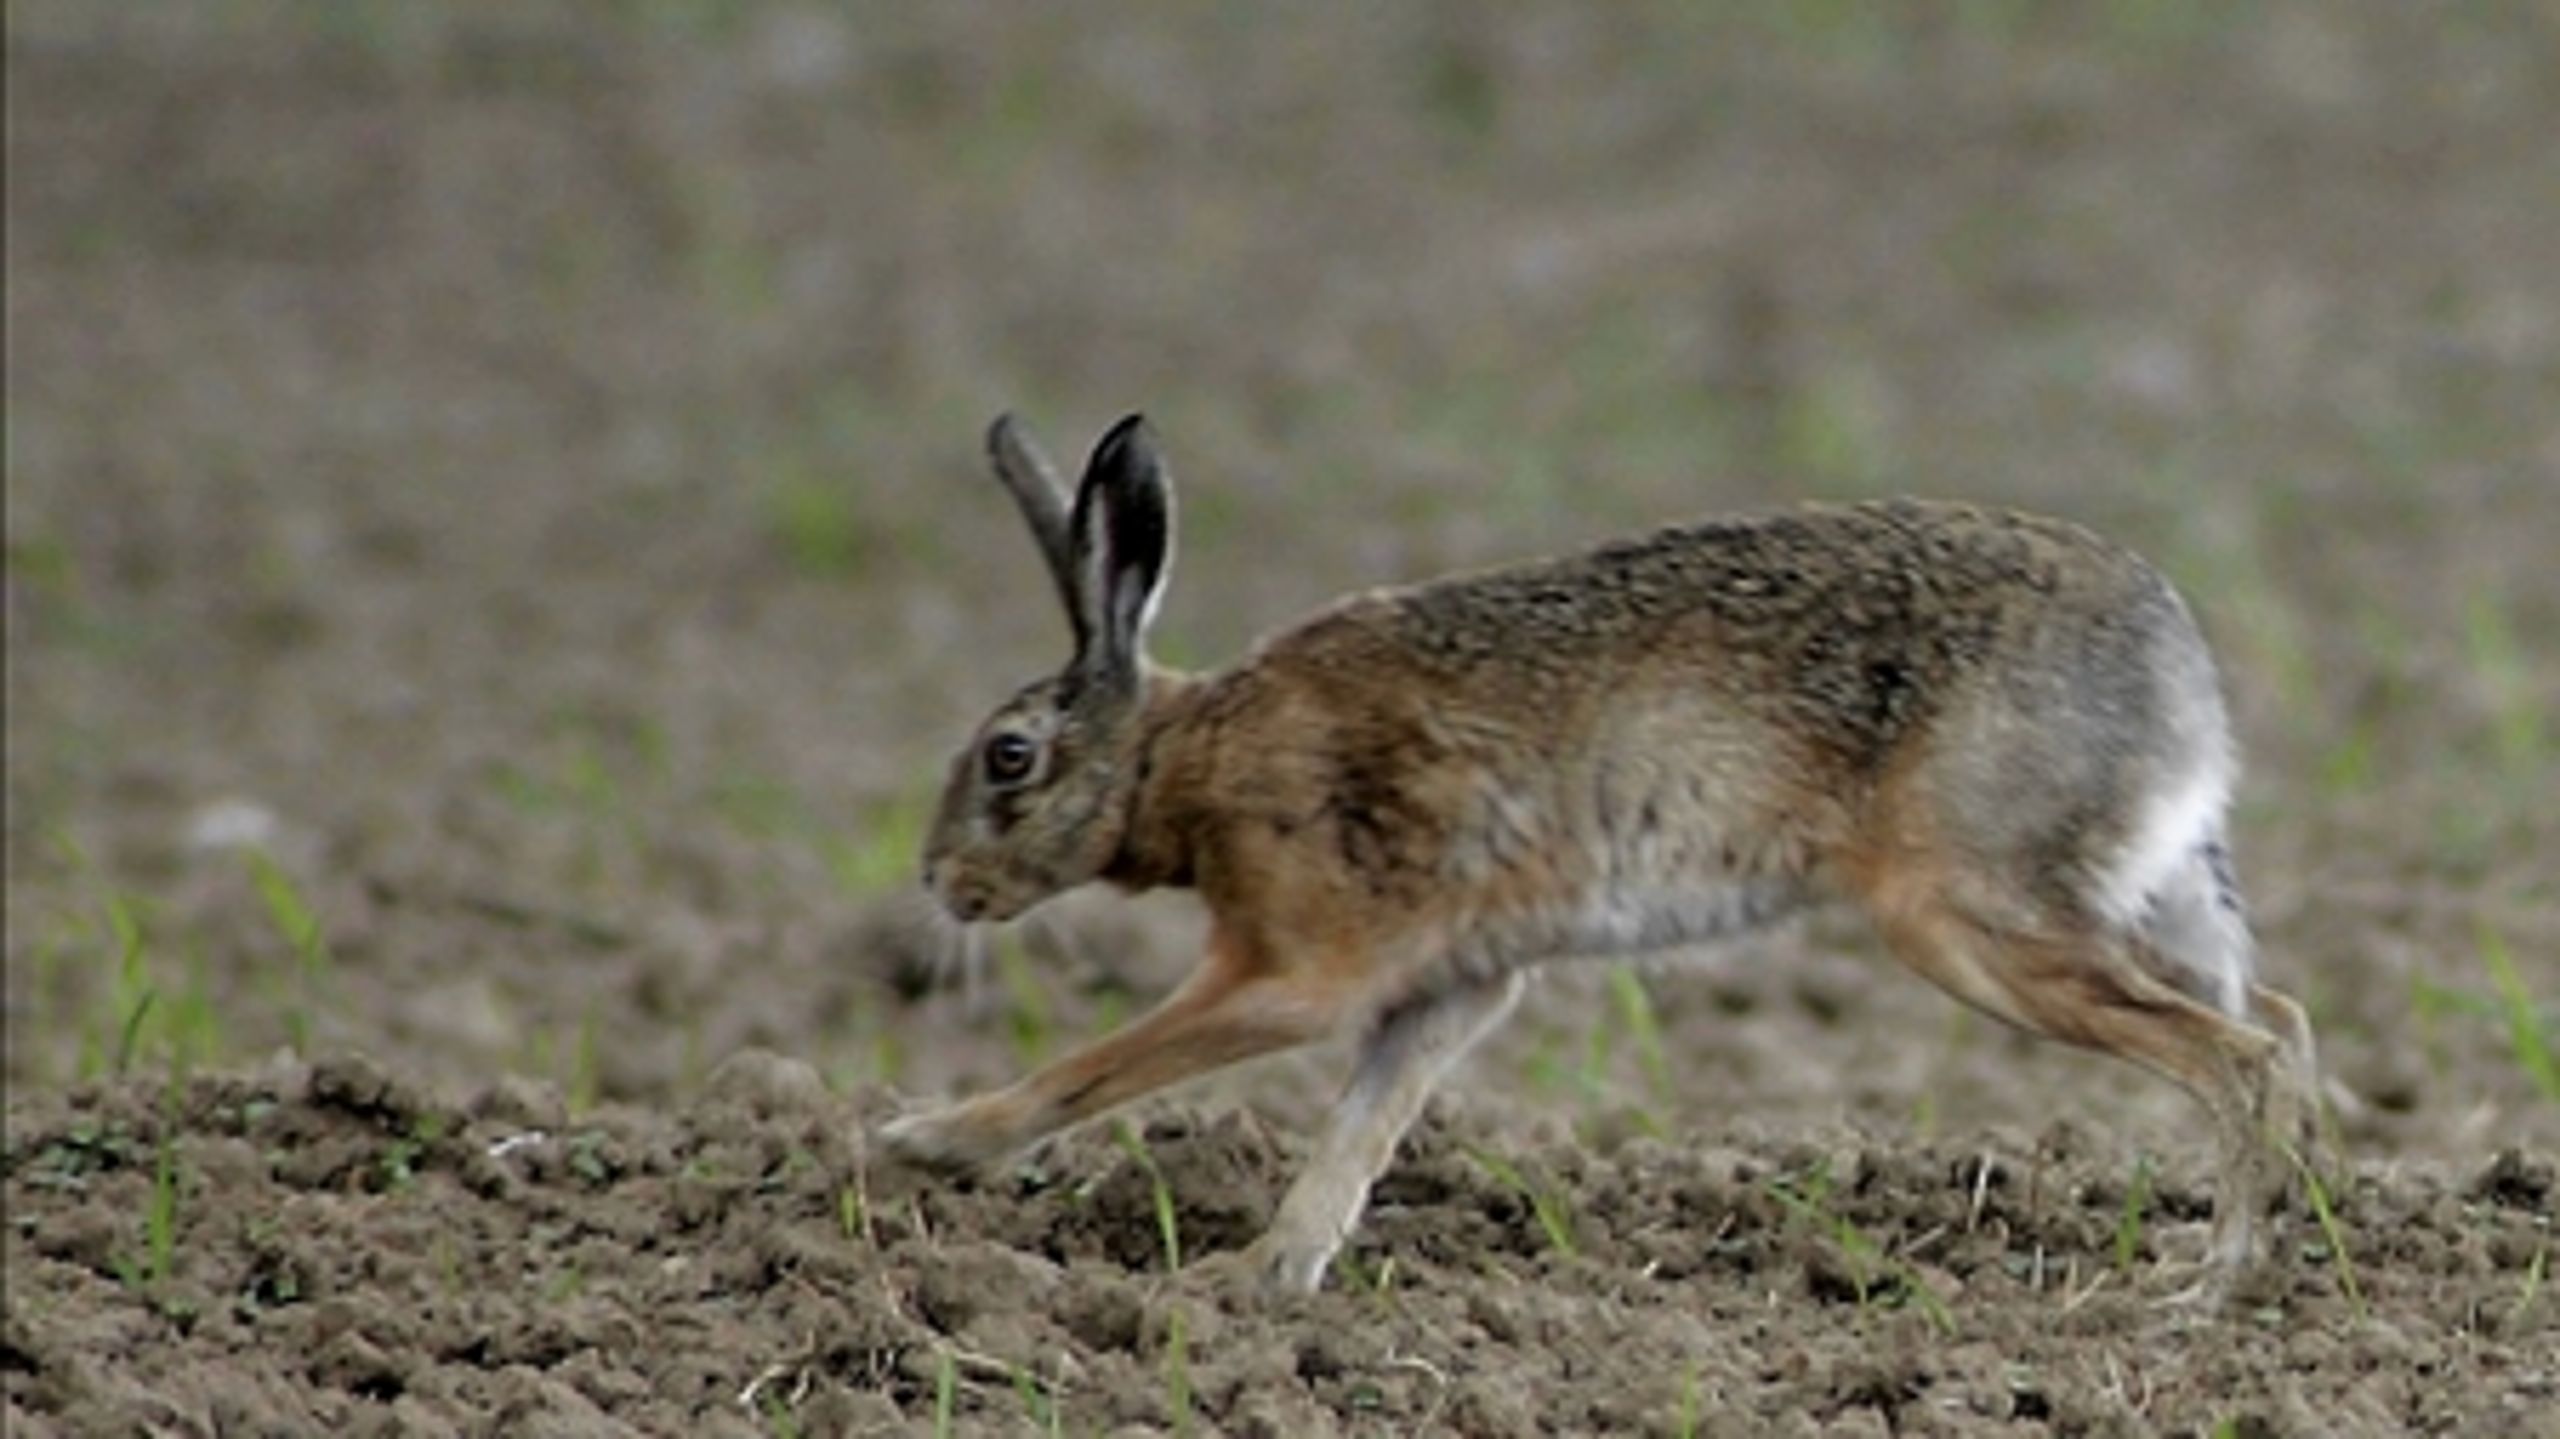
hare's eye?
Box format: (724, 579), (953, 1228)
(983, 731), (1039, 786)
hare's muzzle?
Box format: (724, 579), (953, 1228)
(922, 857), (1000, 924)
(921, 859), (963, 913)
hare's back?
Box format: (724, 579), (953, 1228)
(1215, 499), (2228, 941)
(1380, 499), (2207, 728)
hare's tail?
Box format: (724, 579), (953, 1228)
(2135, 828), (2325, 1175)
(2131, 830), (2253, 1019)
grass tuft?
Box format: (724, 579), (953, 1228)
(1461, 1143), (1577, 1258)
(2479, 923), (2559, 1105)
(247, 848), (332, 1052)
(247, 849), (329, 975)
(1766, 1161), (1956, 1334)
(45, 838), (227, 1083)
(2112, 1155), (2155, 1272)
(1113, 1122), (1184, 1272)
(2284, 1144), (2365, 1319)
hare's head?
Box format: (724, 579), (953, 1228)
(923, 415), (1174, 922)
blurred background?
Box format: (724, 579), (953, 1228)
(8, 2), (2556, 1158)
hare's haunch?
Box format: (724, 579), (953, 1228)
(884, 413), (2320, 1300)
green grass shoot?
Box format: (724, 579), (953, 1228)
(160, 948), (222, 1083)
(1011, 1364), (1063, 1435)
(2112, 1155), (2155, 1272)
(1765, 1163), (1956, 1334)
(247, 848), (328, 976)
(56, 837), (159, 1080)
(1164, 1307), (1194, 1437)
(143, 1133), (179, 1285)
(114, 1133), (181, 1293)
(1571, 1019), (1606, 1105)
(1766, 1167), (1865, 1304)
(1607, 968), (1674, 1101)
(248, 848), (332, 1054)
(2285, 1144), (2365, 1319)
(47, 851), (206, 1081)
(543, 1260), (586, 1301)
(1460, 1143), (1577, 1257)
(2479, 923), (2559, 1104)
(1365, 1254), (1399, 1300)
(1113, 1122), (1184, 1272)
(932, 1347), (957, 1438)
(435, 1233), (463, 1296)
(112, 989), (158, 1078)
(377, 1114), (444, 1191)
(1522, 1030), (1569, 1098)
(2509, 1240), (2547, 1333)
(1674, 1364), (1702, 1439)
(837, 1182), (875, 1246)
(761, 1387), (802, 1439)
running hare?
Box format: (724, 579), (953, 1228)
(883, 413), (2320, 1298)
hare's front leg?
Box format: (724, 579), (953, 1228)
(880, 936), (1343, 1174)
(1252, 973), (1526, 1293)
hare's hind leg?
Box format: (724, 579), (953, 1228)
(1253, 973), (1526, 1293)
(2246, 981), (2329, 1182)
(2137, 838), (2329, 1192)
(1862, 883), (2286, 1291)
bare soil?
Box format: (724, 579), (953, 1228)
(8, 5), (2557, 1435)
(8, 1057), (2557, 1436)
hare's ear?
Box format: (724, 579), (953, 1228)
(1067, 413), (1173, 684)
(986, 413), (1082, 629)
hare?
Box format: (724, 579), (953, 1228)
(882, 413), (2321, 1299)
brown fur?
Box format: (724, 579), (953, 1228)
(885, 414), (2322, 1300)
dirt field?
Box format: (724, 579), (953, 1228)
(7, 4), (2556, 1435)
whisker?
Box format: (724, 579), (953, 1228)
(956, 923), (992, 1018)
(1026, 908), (1088, 984)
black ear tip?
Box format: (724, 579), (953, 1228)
(1094, 412), (1158, 470)
(987, 411), (1024, 451)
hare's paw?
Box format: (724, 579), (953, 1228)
(876, 1104), (1007, 1178)
(2145, 1219), (2285, 1322)
(1239, 1229), (1339, 1296)
(1177, 1237), (1332, 1301)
